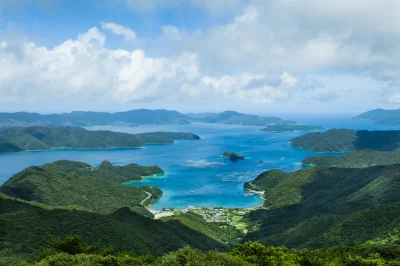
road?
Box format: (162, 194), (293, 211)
(140, 191), (152, 206)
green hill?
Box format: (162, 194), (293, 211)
(243, 165), (400, 248)
(303, 150), (400, 168)
(261, 124), (322, 132)
(0, 196), (228, 265)
(0, 126), (201, 152)
(0, 160), (163, 213)
(291, 128), (400, 152)
(354, 108), (400, 125)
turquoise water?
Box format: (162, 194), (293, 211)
(0, 119), (398, 210)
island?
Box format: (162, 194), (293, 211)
(187, 110), (295, 126)
(261, 124), (322, 132)
(354, 108), (400, 126)
(0, 126), (201, 153)
(291, 128), (400, 152)
(223, 152), (245, 161)
(302, 149), (400, 168)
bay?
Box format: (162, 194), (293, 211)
(0, 118), (397, 210)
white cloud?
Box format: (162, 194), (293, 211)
(101, 22), (136, 41)
(0, 27), (301, 106)
(2, 1), (400, 112)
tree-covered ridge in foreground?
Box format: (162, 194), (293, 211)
(291, 128), (400, 152)
(261, 124), (322, 132)
(303, 150), (400, 168)
(0, 196), (229, 266)
(0, 160), (163, 213)
(0, 126), (201, 152)
(243, 164), (400, 248)
(354, 108), (400, 126)
(16, 235), (400, 266)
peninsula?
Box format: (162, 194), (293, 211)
(0, 160), (163, 214)
(0, 126), (201, 152)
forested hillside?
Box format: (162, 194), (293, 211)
(0, 160), (163, 213)
(303, 150), (400, 168)
(291, 129), (400, 152)
(243, 165), (400, 248)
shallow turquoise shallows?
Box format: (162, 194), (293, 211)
(0, 118), (397, 210)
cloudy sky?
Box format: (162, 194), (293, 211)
(0, 0), (399, 115)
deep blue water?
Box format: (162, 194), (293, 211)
(0, 118), (398, 210)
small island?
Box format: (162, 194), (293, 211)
(223, 152), (245, 161)
(261, 124), (322, 132)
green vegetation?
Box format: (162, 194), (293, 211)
(0, 160), (163, 213)
(223, 151), (245, 161)
(354, 108), (400, 126)
(242, 164), (400, 248)
(186, 110), (296, 126)
(14, 236), (400, 266)
(261, 124), (322, 132)
(291, 128), (400, 152)
(303, 150), (400, 168)
(0, 196), (229, 265)
(162, 212), (243, 244)
(0, 126), (201, 152)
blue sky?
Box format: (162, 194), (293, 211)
(0, 0), (399, 114)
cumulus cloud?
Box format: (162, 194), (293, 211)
(0, 26), (299, 106)
(2, 0), (399, 112)
(101, 22), (136, 41)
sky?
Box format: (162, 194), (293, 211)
(0, 0), (399, 115)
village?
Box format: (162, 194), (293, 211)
(150, 205), (262, 231)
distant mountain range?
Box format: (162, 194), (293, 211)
(354, 108), (400, 125)
(0, 109), (295, 128)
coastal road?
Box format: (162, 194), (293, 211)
(140, 192), (152, 206)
